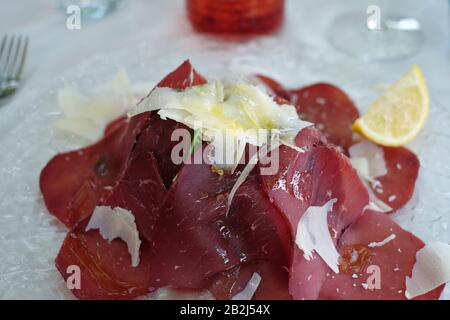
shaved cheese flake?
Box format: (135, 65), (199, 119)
(368, 234), (396, 248)
(129, 78), (311, 213)
(129, 79), (312, 172)
(231, 273), (262, 300)
(145, 287), (215, 300)
(54, 117), (103, 141)
(226, 139), (280, 215)
(55, 70), (150, 143)
(295, 199), (340, 273)
(388, 195), (397, 202)
(349, 142), (392, 213)
(406, 242), (450, 299)
(86, 206), (142, 267)
(349, 157), (371, 179)
(349, 140), (387, 182)
(57, 87), (87, 118)
(364, 186), (392, 213)
(227, 151), (259, 214)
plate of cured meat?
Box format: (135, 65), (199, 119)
(1, 39), (449, 300)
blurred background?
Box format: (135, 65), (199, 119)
(0, 0), (448, 89)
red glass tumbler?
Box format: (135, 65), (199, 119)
(187, 0), (285, 35)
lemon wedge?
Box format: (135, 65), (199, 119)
(352, 64), (430, 147)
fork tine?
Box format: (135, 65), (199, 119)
(7, 35), (21, 79)
(15, 36), (28, 80)
(0, 35), (6, 55)
(0, 35), (8, 75)
(2, 35), (15, 77)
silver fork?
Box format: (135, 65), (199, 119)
(0, 35), (29, 99)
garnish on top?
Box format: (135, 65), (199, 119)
(128, 79), (312, 173)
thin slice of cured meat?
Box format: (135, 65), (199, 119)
(289, 82), (419, 212)
(206, 123), (324, 301)
(40, 114), (149, 228)
(101, 150), (166, 243)
(40, 60), (206, 228)
(55, 220), (153, 300)
(318, 210), (444, 300)
(104, 115), (127, 136)
(255, 74), (291, 101)
(260, 131), (369, 299)
(251, 263), (291, 300)
(130, 114), (192, 188)
(153, 60), (207, 91)
(290, 83), (360, 150)
(55, 114), (167, 299)
(133, 58), (208, 112)
(295, 126), (326, 150)
(145, 147), (291, 291)
(132, 59), (206, 187)
(373, 146), (419, 212)
(208, 261), (291, 300)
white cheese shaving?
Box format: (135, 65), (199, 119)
(54, 70), (151, 143)
(86, 206), (142, 267)
(364, 187), (393, 213)
(144, 287), (215, 300)
(406, 242), (450, 299)
(295, 199), (341, 273)
(388, 195), (397, 202)
(128, 79), (311, 172)
(226, 139), (281, 215)
(231, 273), (262, 300)
(368, 234), (396, 248)
(350, 141), (392, 213)
(349, 140), (387, 181)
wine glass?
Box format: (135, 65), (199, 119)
(327, 0), (423, 61)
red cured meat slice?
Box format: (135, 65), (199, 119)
(289, 82), (419, 212)
(104, 115), (127, 136)
(295, 126), (327, 150)
(55, 221), (153, 300)
(255, 74), (291, 101)
(146, 148), (291, 290)
(39, 114), (149, 228)
(155, 60), (207, 90)
(208, 262), (291, 300)
(45, 61), (427, 300)
(318, 210), (444, 300)
(290, 83), (360, 150)
(101, 151), (166, 242)
(205, 129), (324, 300)
(133, 59), (206, 186)
(256, 75), (419, 215)
(55, 114), (167, 299)
(252, 263), (291, 300)
(373, 146), (420, 212)
(260, 136), (369, 299)
(40, 61), (206, 228)
(130, 114), (192, 188)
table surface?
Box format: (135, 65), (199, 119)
(0, 0), (450, 299)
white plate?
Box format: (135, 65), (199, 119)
(0, 37), (449, 299)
